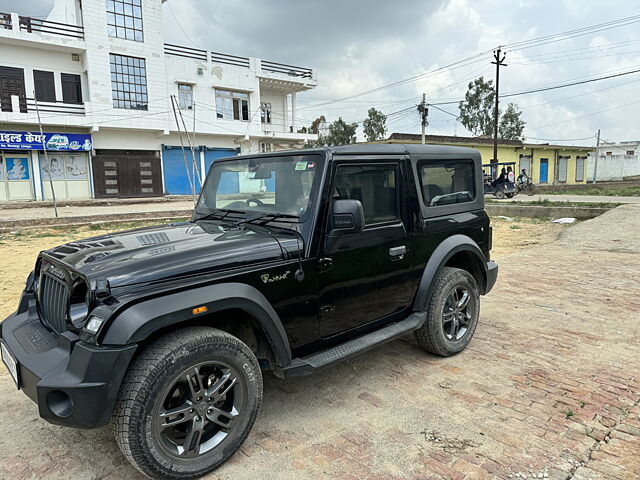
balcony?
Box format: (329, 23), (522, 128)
(0, 12), (85, 50)
(18, 16), (84, 39)
(164, 43), (316, 91)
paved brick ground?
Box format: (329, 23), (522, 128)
(0, 205), (638, 480)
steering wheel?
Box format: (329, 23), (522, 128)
(246, 198), (265, 207)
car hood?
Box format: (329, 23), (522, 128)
(41, 221), (297, 288)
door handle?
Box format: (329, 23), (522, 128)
(389, 246), (406, 260)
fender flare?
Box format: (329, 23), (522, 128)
(413, 234), (487, 312)
(101, 282), (292, 367)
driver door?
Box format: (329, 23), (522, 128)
(317, 160), (414, 338)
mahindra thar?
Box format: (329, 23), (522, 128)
(1, 144), (497, 479)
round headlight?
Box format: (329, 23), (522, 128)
(68, 279), (89, 328)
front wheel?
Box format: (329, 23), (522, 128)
(414, 267), (480, 356)
(525, 184), (537, 196)
(494, 188), (506, 199)
(113, 327), (263, 480)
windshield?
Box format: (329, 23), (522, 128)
(195, 154), (322, 219)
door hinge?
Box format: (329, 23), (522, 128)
(317, 257), (333, 273)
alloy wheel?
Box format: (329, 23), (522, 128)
(154, 361), (245, 458)
(442, 286), (473, 341)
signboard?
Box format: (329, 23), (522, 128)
(0, 131), (92, 151)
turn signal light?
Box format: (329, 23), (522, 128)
(192, 306), (208, 315)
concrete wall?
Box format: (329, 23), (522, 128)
(586, 154), (640, 181)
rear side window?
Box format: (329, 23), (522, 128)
(419, 160), (475, 207)
(333, 164), (399, 226)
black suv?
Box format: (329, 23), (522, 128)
(1, 144), (497, 479)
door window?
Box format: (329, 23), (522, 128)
(34, 70), (56, 102)
(419, 160), (475, 207)
(333, 164), (399, 226)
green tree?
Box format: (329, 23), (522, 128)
(498, 103), (526, 140)
(300, 115), (327, 146)
(324, 117), (358, 146)
(362, 107), (387, 142)
(458, 76), (495, 136)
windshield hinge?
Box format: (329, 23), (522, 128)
(317, 257), (333, 273)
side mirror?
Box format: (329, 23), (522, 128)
(330, 199), (364, 235)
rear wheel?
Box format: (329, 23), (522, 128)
(525, 184), (537, 196)
(494, 188), (506, 199)
(113, 327), (262, 480)
(414, 267), (480, 356)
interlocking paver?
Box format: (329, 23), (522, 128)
(0, 205), (638, 479)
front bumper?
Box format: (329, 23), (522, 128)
(485, 260), (498, 294)
(0, 295), (136, 429)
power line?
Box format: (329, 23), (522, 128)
(429, 66), (640, 106)
(530, 97), (640, 130)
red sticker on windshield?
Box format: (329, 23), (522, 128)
(307, 162), (316, 169)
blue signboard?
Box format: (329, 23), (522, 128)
(0, 131), (92, 151)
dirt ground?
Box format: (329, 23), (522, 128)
(0, 210), (639, 480)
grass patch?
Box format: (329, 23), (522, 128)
(542, 186), (640, 197)
(486, 199), (620, 208)
(2, 218), (190, 239)
(510, 225), (521, 230)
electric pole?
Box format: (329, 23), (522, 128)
(491, 48), (507, 169)
(418, 93), (428, 144)
(593, 129), (601, 184)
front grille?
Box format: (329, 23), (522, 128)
(38, 273), (69, 334)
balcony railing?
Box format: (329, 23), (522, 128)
(163, 43), (314, 80)
(210, 51), (250, 68)
(261, 61), (313, 79)
(164, 43), (207, 61)
(0, 12), (12, 30)
(26, 98), (85, 115)
(19, 16), (84, 39)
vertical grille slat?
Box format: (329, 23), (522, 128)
(38, 271), (69, 334)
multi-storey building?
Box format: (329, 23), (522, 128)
(0, 0), (317, 202)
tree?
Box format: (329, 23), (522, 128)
(458, 76), (495, 137)
(324, 117), (358, 146)
(498, 103), (526, 140)
(362, 107), (387, 142)
(300, 115), (327, 146)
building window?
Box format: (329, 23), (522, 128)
(626, 150), (635, 155)
(576, 156), (585, 182)
(106, 0), (143, 42)
(261, 102), (272, 123)
(605, 151), (612, 155)
(177, 83), (193, 109)
(419, 160), (475, 207)
(333, 164), (399, 226)
(33, 70), (56, 102)
(61, 73), (82, 104)
(215, 89), (249, 121)
(109, 53), (148, 110)
(260, 142), (273, 153)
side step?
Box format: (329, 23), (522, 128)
(280, 312), (426, 377)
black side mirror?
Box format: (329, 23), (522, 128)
(330, 199), (364, 235)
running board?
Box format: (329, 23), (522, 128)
(279, 312), (426, 377)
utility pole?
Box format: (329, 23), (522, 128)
(417, 93), (428, 144)
(33, 93), (58, 218)
(593, 129), (601, 184)
(491, 48), (507, 171)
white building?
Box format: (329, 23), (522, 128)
(0, 0), (317, 201)
(587, 140), (640, 181)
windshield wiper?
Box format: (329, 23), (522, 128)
(194, 208), (245, 223)
(234, 212), (300, 228)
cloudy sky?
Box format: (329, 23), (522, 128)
(8, 0), (640, 147)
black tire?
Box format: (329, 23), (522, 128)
(495, 188), (506, 199)
(112, 327), (262, 480)
(414, 267), (480, 356)
(525, 184), (536, 196)
(505, 192), (514, 198)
